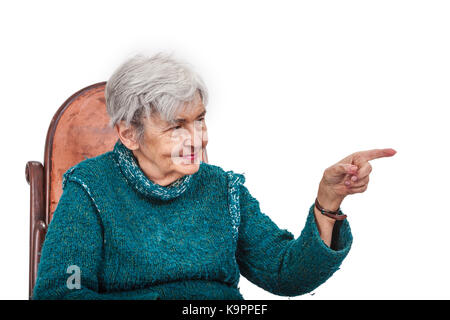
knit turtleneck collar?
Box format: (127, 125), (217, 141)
(112, 139), (194, 201)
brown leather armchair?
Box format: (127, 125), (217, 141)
(25, 82), (209, 299)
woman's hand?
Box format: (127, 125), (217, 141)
(313, 148), (397, 247)
(317, 148), (397, 211)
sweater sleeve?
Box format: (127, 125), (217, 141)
(32, 179), (159, 300)
(235, 184), (353, 297)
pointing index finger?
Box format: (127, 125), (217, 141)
(359, 148), (397, 161)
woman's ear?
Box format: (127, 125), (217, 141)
(115, 121), (139, 150)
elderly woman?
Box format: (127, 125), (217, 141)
(32, 53), (396, 300)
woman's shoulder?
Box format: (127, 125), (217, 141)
(199, 162), (246, 187)
(199, 161), (226, 177)
(62, 151), (116, 190)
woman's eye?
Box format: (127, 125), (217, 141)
(173, 125), (182, 130)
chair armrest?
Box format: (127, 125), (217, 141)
(25, 161), (47, 299)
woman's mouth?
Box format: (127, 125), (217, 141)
(181, 152), (198, 162)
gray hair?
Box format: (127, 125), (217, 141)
(105, 52), (209, 142)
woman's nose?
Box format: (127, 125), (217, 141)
(182, 123), (203, 148)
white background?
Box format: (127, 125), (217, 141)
(1, 0), (449, 299)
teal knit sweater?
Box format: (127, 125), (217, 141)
(32, 139), (353, 300)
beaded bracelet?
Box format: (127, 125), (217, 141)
(315, 198), (347, 220)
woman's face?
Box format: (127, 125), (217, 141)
(128, 91), (208, 186)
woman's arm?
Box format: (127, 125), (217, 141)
(32, 179), (159, 300)
(235, 184), (352, 297)
(313, 180), (345, 247)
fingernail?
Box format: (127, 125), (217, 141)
(351, 176), (357, 182)
(345, 180), (350, 186)
(351, 165), (358, 170)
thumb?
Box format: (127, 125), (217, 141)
(330, 163), (358, 176)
